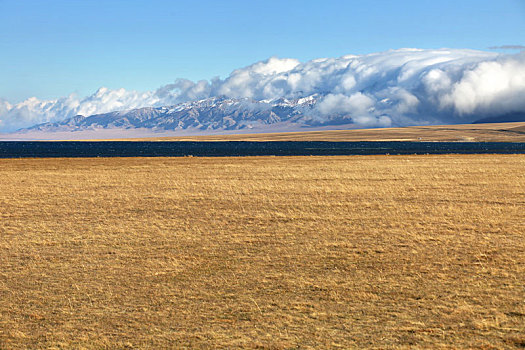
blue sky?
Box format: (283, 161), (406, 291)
(1, 0), (524, 103)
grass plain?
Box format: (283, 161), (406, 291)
(0, 155), (524, 348)
(116, 122), (525, 142)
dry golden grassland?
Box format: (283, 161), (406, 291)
(1, 155), (524, 349)
(116, 122), (525, 142)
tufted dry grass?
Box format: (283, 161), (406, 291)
(0, 155), (524, 348)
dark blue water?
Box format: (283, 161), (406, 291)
(0, 141), (524, 158)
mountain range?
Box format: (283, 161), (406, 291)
(19, 94), (525, 136)
(18, 95), (342, 134)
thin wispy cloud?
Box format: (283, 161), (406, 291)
(1, 48), (525, 132)
(488, 45), (525, 50)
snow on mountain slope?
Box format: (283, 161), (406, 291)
(20, 96), (323, 133)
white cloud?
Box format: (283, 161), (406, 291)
(317, 92), (375, 116)
(440, 54), (525, 115)
(1, 49), (525, 132)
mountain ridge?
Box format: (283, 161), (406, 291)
(15, 94), (525, 137)
(18, 95), (337, 133)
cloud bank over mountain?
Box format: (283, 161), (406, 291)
(1, 48), (524, 132)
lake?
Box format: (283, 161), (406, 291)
(0, 141), (524, 158)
